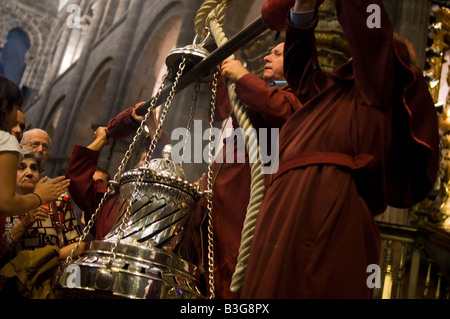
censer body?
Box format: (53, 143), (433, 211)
(54, 156), (204, 299)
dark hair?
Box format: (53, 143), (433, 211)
(21, 149), (43, 173)
(95, 166), (110, 181)
(0, 76), (24, 128)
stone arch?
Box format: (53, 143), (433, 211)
(0, 28), (31, 84)
(0, 16), (42, 87)
(1, 18), (41, 62)
(10, 20), (43, 87)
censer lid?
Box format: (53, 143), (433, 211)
(119, 145), (199, 197)
(143, 144), (186, 179)
(165, 34), (217, 82)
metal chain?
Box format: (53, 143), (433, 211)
(66, 190), (111, 263)
(144, 58), (187, 164)
(113, 74), (170, 183)
(107, 57), (187, 268)
(182, 80), (201, 164)
(206, 69), (219, 299)
(66, 72), (170, 264)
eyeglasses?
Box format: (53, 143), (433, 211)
(24, 141), (50, 152)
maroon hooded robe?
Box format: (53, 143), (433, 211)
(241, 0), (439, 299)
(193, 74), (301, 299)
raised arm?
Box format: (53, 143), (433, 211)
(235, 73), (301, 127)
(65, 128), (109, 217)
(107, 102), (145, 140)
(220, 51), (301, 127)
(335, 0), (394, 107)
(283, 1), (321, 101)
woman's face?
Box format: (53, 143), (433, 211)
(16, 157), (40, 194)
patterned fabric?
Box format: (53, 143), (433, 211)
(4, 194), (82, 258)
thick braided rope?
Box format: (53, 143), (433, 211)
(195, 1), (266, 293)
(194, 0), (228, 39)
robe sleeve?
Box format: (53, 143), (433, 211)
(387, 46), (440, 208)
(65, 145), (106, 232)
(335, 0), (394, 108)
(107, 107), (140, 140)
(284, 13), (320, 102)
(107, 105), (170, 158)
(235, 73), (302, 127)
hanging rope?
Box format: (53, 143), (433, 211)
(194, 0), (228, 40)
(194, 0), (266, 294)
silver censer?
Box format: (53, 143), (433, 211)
(54, 146), (204, 299)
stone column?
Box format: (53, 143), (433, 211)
(113, 0), (130, 23)
(163, 0), (203, 131)
(407, 242), (423, 299)
(49, 0), (108, 175)
(36, 25), (71, 126)
(96, 0), (142, 126)
(177, 0), (204, 46)
(96, 0), (113, 39)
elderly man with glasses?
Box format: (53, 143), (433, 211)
(20, 129), (51, 172)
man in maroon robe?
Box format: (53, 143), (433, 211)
(240, 0), (440, 299)
(193, 43), (302, 299)
(65, 127), (117, 240)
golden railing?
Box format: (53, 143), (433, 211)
(375, 210), (450, 299)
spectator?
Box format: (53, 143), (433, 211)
(0, 150), (83, 299)
(20, 128), (51, 172)
(66, 127), (120, 240)
(21, 127), (82, 238)
(93, 167), (110, 185)
(0, 75), (70, 218)
(1, 150), (82, 259)
(11, 109), (25, 142)
(192, 42), (301, 299)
